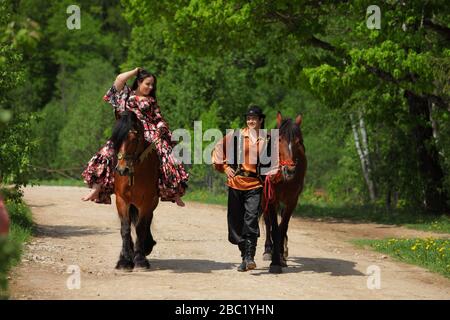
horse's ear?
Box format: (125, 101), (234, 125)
(277, 111), (282, 128)
(295, 114), (302, 126)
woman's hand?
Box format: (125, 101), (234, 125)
(114, 68), (141, 91)
(225, 167), (236, 179)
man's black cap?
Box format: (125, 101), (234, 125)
(244, 105), (266, 119)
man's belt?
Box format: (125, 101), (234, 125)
(235, 167), (259, 179)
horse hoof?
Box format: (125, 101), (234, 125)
(283, 250), (289, 259)
(280, 259), (288, 268)
(134, 258), (150, 271)
(263, 253), (272, 261)
(269, 265), (283, 274)
(134, 265), (150, 272)
(115, 259), (134, 271)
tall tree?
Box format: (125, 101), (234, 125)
(122, 0), (449, 213)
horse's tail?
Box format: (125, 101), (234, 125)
(129, 204), (139, 226)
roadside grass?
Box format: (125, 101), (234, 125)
(184, 188), (228, 206)
(353, 238), (450, 279)
(0, 190), (33, 299)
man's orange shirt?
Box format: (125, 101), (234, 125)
(212, 128), (277, 191)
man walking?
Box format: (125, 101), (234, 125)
(212, 105), (277, 272)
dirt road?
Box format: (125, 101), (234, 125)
(9, 186), (450, 299)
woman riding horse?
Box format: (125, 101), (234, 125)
(81, 67), (189, 207)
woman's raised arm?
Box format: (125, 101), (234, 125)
(114, 67), (140, 91)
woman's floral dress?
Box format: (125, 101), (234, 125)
(81, 84), (189, 204)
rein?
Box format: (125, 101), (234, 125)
(263, 159), (297, 214)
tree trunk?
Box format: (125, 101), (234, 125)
(405, 90), (448, 214)
(60, 64), (67, 114)
(386, 187), (392, 212)
(350, 113), (377, 202)
(358, 113), (377, 199)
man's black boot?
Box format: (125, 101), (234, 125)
(237, 241), (247, 272)
(245, 236), (257, 270)
(237, 237), (257, 272)
(238, 241), (246, 260)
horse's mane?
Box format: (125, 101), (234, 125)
(279, 118), (302, 144)
(110, 111), (140, 152)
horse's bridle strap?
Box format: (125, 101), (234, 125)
(117, 143), (155, 165)
(138, 143), (156, 164)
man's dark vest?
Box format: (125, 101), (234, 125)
(229, 129), (271, 180)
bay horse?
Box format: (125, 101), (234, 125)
(262, 111), (307, 274)
(112, 111), (159, 271)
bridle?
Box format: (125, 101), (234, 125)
(263, 139), (303, 214)
(116, 128), (155, 186)
(278, 139), (304, 182)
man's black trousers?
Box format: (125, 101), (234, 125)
(227, 186), (263, 245)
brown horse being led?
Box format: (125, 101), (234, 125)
(263, 111), (307, 274)
(112, 111), (159, 271)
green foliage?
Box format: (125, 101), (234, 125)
(30, 101), (68, 177)
(56, 59), (115, 170)
(0, 193), (33, 299)
(0, 114), (38, 188)
(31, 58), (115, 178)
(183, 188), (228, 206)
(20, 1), (129, 180)
(132, 0), (450, 213)
(0, 237), (20, 298)
(5, 1), (448, 213)
(5, 197), (34, 232)
(46, 0), (126, 71)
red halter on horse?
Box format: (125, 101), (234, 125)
(112, 111), (160, 271)
(263, 111), (307, 274)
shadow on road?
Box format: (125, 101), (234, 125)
(252, 256), (365, 276)
(27, 202), (57, 208)
(34, 224), (114, 239)
(150, 258), (236, 274)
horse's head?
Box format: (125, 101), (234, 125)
(276, 111), (305, 182)
(111, 111), (144, 177)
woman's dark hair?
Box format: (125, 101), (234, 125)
(131, 68), (157, 99)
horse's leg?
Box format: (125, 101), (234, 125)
(268, 205), (282, 274)
(143, 212), (156, 256)
(115, 199), (134, 270)
(133, 210), (152, 270)
(263, 212), (272, 261)
(279, 204), (294, 267)
(284, 235), (289, 259)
